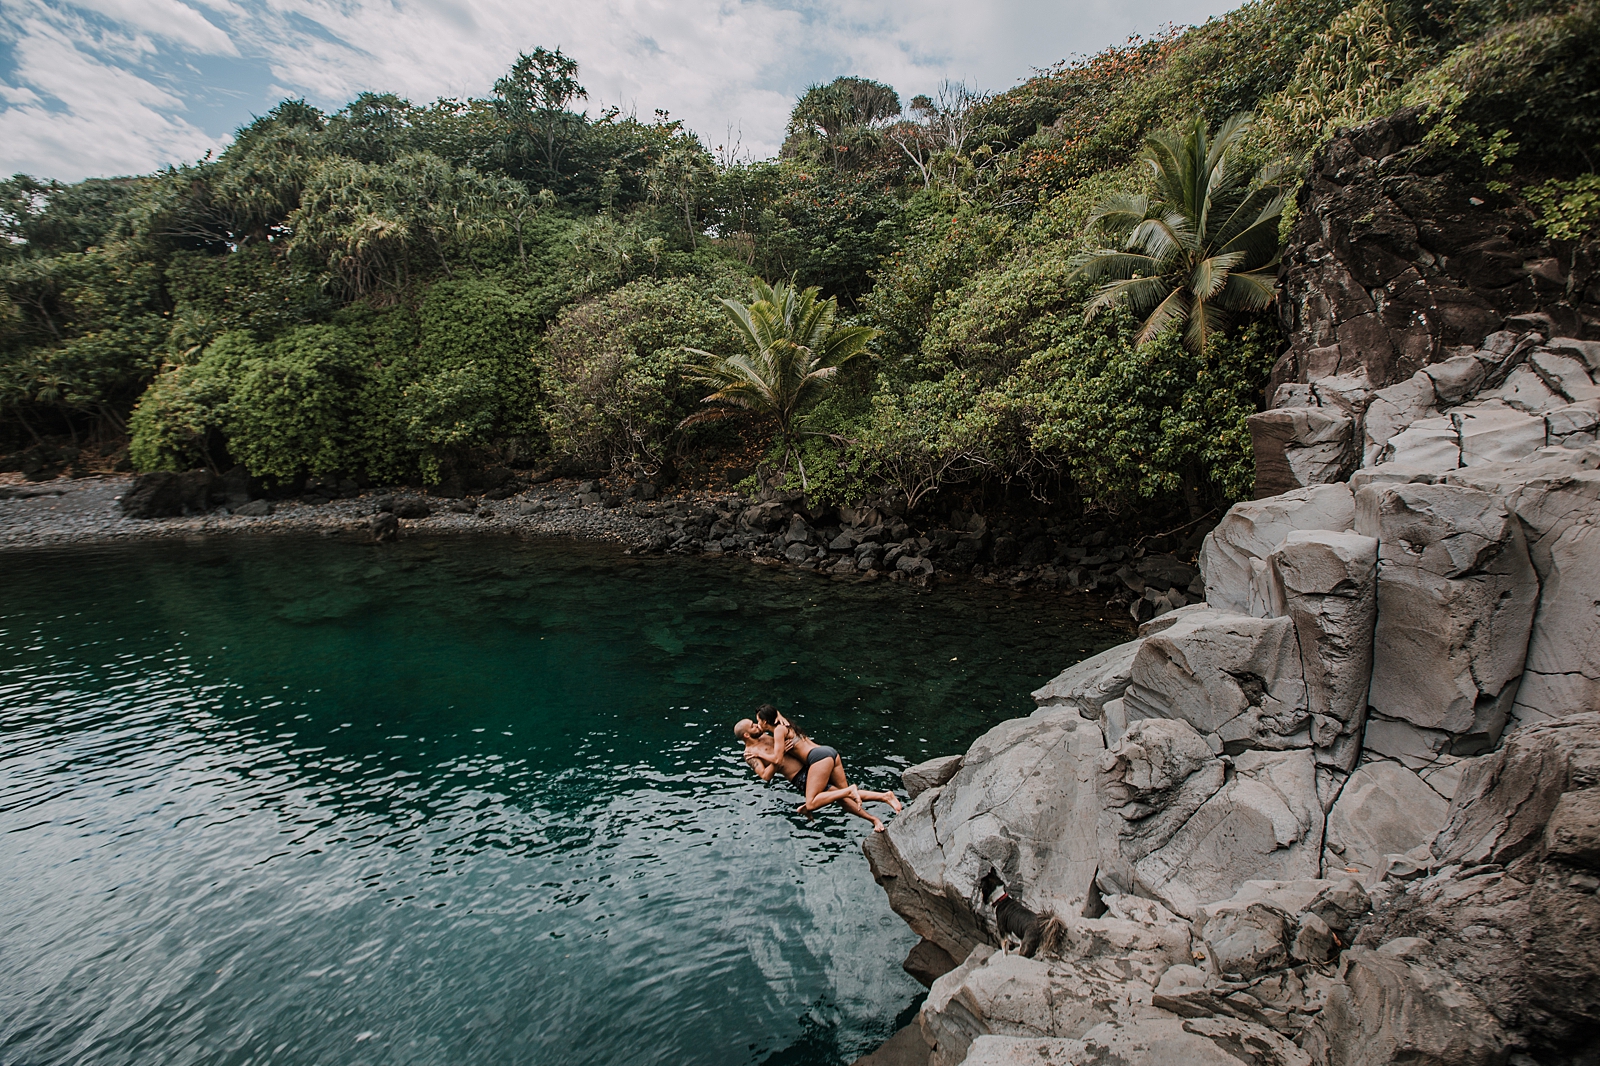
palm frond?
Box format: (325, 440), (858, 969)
(1137, 287), (1192, 345)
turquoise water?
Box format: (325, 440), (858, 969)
(0, 536), (1125, 1066)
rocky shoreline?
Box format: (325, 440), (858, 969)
(850, 307), (1600, 1065)
(0, 471), (1199, 621)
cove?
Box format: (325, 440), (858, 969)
(0, 536), (1125, 1066)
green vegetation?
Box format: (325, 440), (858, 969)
(3, 0), (1595, 525)
(686, 277), (875, 488)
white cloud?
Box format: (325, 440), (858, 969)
(0, 0), (1244, 180)
(0, 6), (219, 177)
(69, 0), (238, 55)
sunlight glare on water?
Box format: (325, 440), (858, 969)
(0, 536), (1125, 1066)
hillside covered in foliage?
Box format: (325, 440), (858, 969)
(3, 0), (1597, 529)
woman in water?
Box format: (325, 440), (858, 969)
(737, 704), (901, 831)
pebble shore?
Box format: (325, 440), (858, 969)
(0, 473), (658, 551)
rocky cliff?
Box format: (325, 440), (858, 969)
(858, 317), (1600, 1062)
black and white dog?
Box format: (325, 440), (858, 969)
(977, 868), (1042, 958)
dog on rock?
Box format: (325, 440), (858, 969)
(977, 868), (1043, 958)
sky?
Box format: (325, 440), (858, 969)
(0, 0), (1244, 182)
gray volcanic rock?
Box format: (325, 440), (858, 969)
(1302, 948), (1508, 1066)
(1362, 372), (1440, 467)
(1095, 718), (1227, 900)
(1029, 640), (1141, 721)
(1122, 608), (1310, 753)
(903, 756), (964, 800)
(1267, 530), (1378, 771)
(962, 1018), (1311, 1066)
(1199, 484), (1355, 614)
(1322, 762), (1449, 881)
(1355, 482), (1538, 761)
(1122, 748), (1323, 919)
(1246, 406), (1355, 496)
(1433, 711), (1600, 866)
(864, 710), (1104, 961)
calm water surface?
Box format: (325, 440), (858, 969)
(0, 536), (1125, 1066)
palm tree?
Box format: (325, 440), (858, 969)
(1069, 114), (1290, 352)
(685, 278), (874, 488)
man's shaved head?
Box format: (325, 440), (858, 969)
(734, 718), (755, 740)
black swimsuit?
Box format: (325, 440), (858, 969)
(788, 745), (839, 792)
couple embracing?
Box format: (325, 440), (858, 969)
(735, 704), (902, 832)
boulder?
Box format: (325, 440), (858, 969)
(903, 937), (962, 988)
(1095, 718), (1227, 899)
(1199, 484), (1355, 615)
(392, 497), (432, 519)
(918, 948), (1063, 1066)
(1529, 349), (1600, 403)
(367, 511), (399, 542)
(1453, 400), (1549, 467)
(1322, 762), (1449, 881)
(1545, 400), (1600, 445)
(1362, 372), (1439, 467)
(1421, 353), (1487, 405)
(1303, 948), (1508, 1066)
(1432, 711), (1600, 866)
(1123, 748), (1324, 919)
(1200, 902), (1289, 979)
(233, 498), (273, 517)
(1489, 363), (1567, 413)
(1543, 788), (1600, 867)
(864, 711), (1105, 962)
(1547, 336), (1600, 370)
(1247, 407), (1355, 497)
(1355, 483), (1538, 759)
(1267, 531), (1378, 771)
(1378, 416), (1460, 469)
(120, 469), (218, 518)
(903, 756), (963, 800)
(1029, 640), (1141, 722)
(1122, 608), (1309, 753)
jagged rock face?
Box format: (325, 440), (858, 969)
(1322, 762), (1449, 881)
(1276, 108), (1599, 398)
(1302, 948), (1509, 1066)
(863, 710), (1104, 962)
(1100, 724), (1324, 920)
(1447, 457), (1600, 725)
(1432, 711), (1600, 867)
(1266, 530), (1378, 771)
(1199, 484), (1355, 614)
(1355, 482), (1538, 765)
(1123, 609), (1310, 753)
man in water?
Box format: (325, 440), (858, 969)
(735, 717), (900, 831)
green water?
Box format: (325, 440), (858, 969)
(0, 536), (1125, 1066)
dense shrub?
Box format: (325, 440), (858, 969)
(537, 274), (744, 468)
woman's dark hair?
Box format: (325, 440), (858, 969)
(756, 704), (808, 739)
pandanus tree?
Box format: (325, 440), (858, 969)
(1069, 114), (1290, 352)
(685, 278), (874, 488)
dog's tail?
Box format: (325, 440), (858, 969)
(1037, 915), (1067, 958)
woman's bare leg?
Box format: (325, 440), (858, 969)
(829, 758), (903, 813)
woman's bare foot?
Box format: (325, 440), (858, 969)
(886, 791), (903, 813)
(871, 818), (887, 832)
